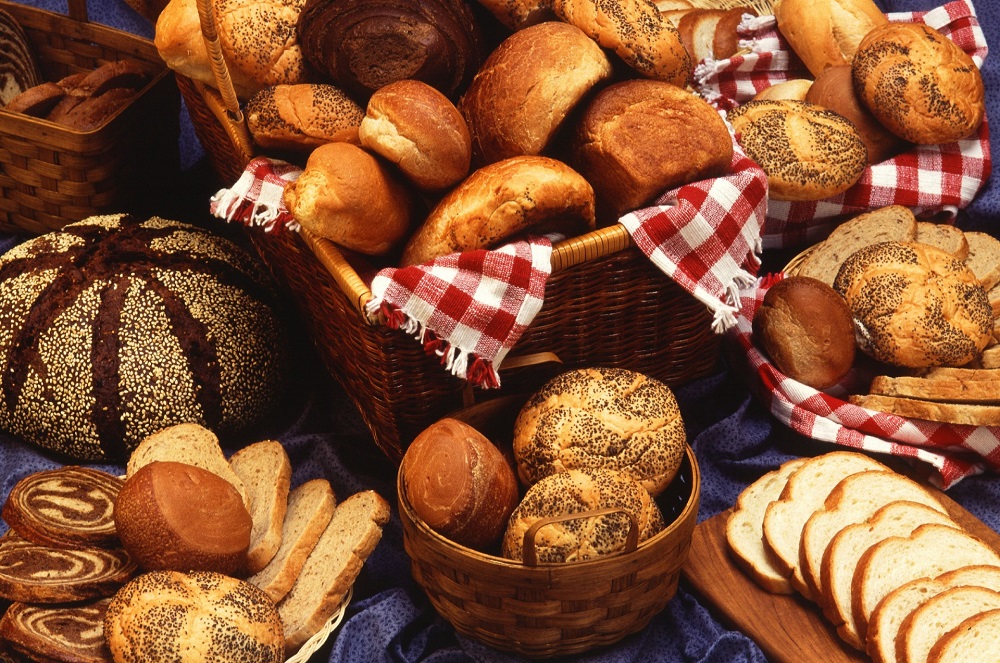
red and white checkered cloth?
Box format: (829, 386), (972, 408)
(209, 157), (301, 231)
(731, 274), (999, 489)
(695, 0), (992, 250)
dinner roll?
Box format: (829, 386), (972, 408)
(852, 22), (985, 144)
(772, 0), (888, 77)
(246, 83), (364, 152)
(752, 78), (813, 102)
(728, 99), (868, 201)
(513, 367), (686, 497)
(833, 242), (994, 368)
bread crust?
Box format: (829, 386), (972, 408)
(773, 0), (888, 77)
(246, 83), (364, 152)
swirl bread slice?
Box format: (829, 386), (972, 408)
(0, 597), (111, 663)
(899, 585), (1000, 663)
(928, 606), (1000, 662)
(229, 440), (292, 574)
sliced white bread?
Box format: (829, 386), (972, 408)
(963, 231), (1000, 290)
(278, 489), (391, 656)
(800, 470), (946, 602)
(229, 440), (293, 574)
(852, 523), (1000, 645)
(677, 9), (726, 64)
(248, 479), (336, 604)
(849, 394), (1000, 426)
(914, 222), (970, 260)
(927, 606), (1000, 663)
(725, 458), (807, 594)
(919, 366), (1000, 381)
(868, 374), (1000, 404)
(898, 585), (1000, 663)
(821, 501), (958, 651)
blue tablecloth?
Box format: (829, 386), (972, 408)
(1, 0), (999, 661)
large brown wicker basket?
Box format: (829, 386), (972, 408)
(0, 0), (180, 235)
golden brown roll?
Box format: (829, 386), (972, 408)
(400, 155), (596, 266)
(458, 21), (613, 166)
(852, 22), (985, 145)
(752, 78), (813, 102)
(359, 79), (471, 192)
(571, 79), (733, 221)
(833, 241), (994, 368)
(728, 99), (868, 201)
(475, 0), (554, 29)
(772, 0), (888, 77)
(246, 83), (364, 152)
(283, 142), (415, 256)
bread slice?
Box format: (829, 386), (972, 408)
(849, 394), (1000, 426)
(852, 523), (1000, 644)
(963, 231), (1000, 290)
(980, 345), (1000, 369)
(868, 375), (1000, 404)
(248, 479), (336, 604)
(867, 565), (1000, 663)
(899, 585), (1000, 663)
(725, 458), (807, 594)
(229, 440), (293, 574)
(918, 366), (1000, 381)
(915, 222), (970, 260)
(795, 206), (917, 287)
(126, 422), (250, 509)
(927, 606), (1000, 662)
(278, 490), (391, 655)
(762, 451), (888, 599)
(800, 471), (946, 603)
(986, 282), (1000, 317)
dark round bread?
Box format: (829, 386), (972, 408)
(0, 214), (288, 461)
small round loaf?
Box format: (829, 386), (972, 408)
(458, 21), (613, 166)
(501, 468), (666, 563)
(752, 78), (814, 102)
(832, 241), (994, 368)
(400, 155), (596, 266)
(246, 83), (364, 152)
(852, 22), (985, 145)
(400, 418), (519, 550)
(773, 0), (888, 77)
(513, 367), (686, 497)
(571, 79), (733, 221)
(114, 461), (253, 575)
(104, 570), (283, 663)
(806, 65), (908, 164)
(359, 79), (471, 192)
(728, 99), (868, 201)
(282, 142), (414, 256)
(753, 275), (856, 389)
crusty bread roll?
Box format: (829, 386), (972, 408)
(513, 367), (686, 497)
(400, 155), (596, 266)
(753, 275), (856, 389)
(752, 78), (813, 102)
(833, 241), (994, 368)
(852, 22), (985, 145)
(728, 99), (868, 201)
(246, 83), (364, 152)
(359, 79), (471, 192)
(571, 79), (733, 221)
(458, 21), (613, 166)
(400, 418), (519, 550)
(283, 142), (415, 257)
(772, 0), (888, 77)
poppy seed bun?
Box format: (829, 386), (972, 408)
(852, 22), (985, 145)
(512, 367), (686, 497)
(246, 83), (364, 152)
(728, 99), (868, 201)
(772, 0), (888, 77)
(501, 468), (666, 563)
(832, 241), (993, 368)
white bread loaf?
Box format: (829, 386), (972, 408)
(229, 440), (292, 574)
(927, 607), (1000, 662)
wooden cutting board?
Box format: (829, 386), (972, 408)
(680, 488), (1000, 663)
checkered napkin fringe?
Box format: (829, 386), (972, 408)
(731, 275), (998, 490)
(694, 0), (991, 250)
(209, 157), (301, 231)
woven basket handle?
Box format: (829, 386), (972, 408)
(67, 0), (89, 21)
(521, 507), (640, 567)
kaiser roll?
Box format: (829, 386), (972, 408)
(513, 367), (686, 497)
(852, 22), (985, 144)
(246, 83), (364, 152)
(772, 0), (888, 77)
(400, 418), (519, 550)
(833, 241), (994, 368)
(753, 275), (856, 389)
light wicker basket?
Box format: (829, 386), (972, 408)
(0, 0), (180, 236)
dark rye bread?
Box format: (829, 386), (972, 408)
(0, 8), (42, 106)
(0, 214), (289, 462)
(0, 598), (112, 663)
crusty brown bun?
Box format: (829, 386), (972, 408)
(772, 0), (888, 77)
(475, 0), (554, 29)
(852, 22), (985, 145)
(806, 65), (908, 164)
(501, 468), (666, 563)
(246, 83), (364, 152)
(359, 79), (471, 192)
(753, 276), (856, 389)
(752, 78), (813, 102)
(728, 99), (868, 201)
(571, 79), (732, 222)
(400, 418), (519, 550)
(458, 21), (613, 166)
(400, 155), (596, 266)
(283, 142), (415, 256)
(113, 461), (252, 575)
(713, 6), (758, 59)
(513, 367), (686, 497)
(833, 241), (994, 368)
(553, 0), (690, 86)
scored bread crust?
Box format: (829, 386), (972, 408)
(229, 440), (293, 575)
(245, 83), (364, 152)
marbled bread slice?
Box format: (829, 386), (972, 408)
(0, 597), (111, 663)
(229, 440), (292, 574)
(0, 8), (42, 106)
(899, 585), (1000, 663)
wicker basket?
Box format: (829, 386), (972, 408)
(0, 0), (180, 236)
(397, 395), (701, 658)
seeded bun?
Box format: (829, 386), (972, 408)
(246, 83), (364, 152)
(728, 99), (868, 201)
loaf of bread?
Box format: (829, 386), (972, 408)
(927, 606), (1000, 662)
(0, 598), (111, 663)
(899, 586), (1000, 663)
(772, 0), (888, 77)
(229, 440), (292, 574)
(246, 83), (364, 152)
(0, 7), (42, 106)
